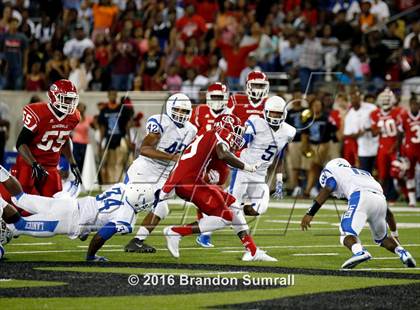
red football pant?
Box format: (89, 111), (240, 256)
(175, 178), (234, 221)
(343, 138), (358, 166)
(0, 157), (62, 203)
(376, 147), (397, 181)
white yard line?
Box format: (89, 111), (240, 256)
(342, 267), (420, 271)
(7, 242), (55, 246)
(7, 244), (420, 255)
(292, 253), (339, 256)
(167, 199), (420, 212)
(371, 257), (399, 260)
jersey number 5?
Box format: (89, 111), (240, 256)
(261, 145), (277, 161)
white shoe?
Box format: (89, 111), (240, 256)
(309, 187), (319, 198)
(341, 251), (372, 269)
(291, 186), (302, 197)
(396, 248), (416, 268)
(242, 248), (278, 262)
(163, 226), (181, 258)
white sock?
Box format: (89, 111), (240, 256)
(135, 226), (150, 241)
(351, 243), (363, 254)
(198, 216), (229, 234)
(201, 231), (213, 236)
(408, 192), (416, 206)
(394, 245), (404, 254)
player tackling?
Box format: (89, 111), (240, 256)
(300, 158), (416, 269)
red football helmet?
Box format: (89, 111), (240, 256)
(246, 70), (269, 105)
(390, 157), (410, 179)
(213, 114), (245, 149)
(47, 79), (79, 115)
(206, 82), (229, 112)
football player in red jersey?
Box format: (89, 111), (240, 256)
(160, 114), (275, 260)
(1, 80), (82, 203)
(370, 88), (402, 198)
(191, 82), (232, 247)
(228, 70), (269, 123)
(399, 96), (419, 207)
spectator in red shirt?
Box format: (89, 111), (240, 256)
(25, 62), (46, 91)
(177, 45), (207, 74)
(176, 5), (207, 41)
(109, 28), (138, 91)
(194, 0), (219, 23)
(216, 34), (260, 90)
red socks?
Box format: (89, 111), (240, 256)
(172, 225), (193, 236)
(241, 235), (257, 256)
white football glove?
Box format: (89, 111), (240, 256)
(243, 161), (264, 173)
(272, 173), (283, 199)
(207, 169), (220, 184)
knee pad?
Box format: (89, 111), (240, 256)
(406, 179), (415, 190)
(152, 201), (169, 220)
(231, 208), (249, 234)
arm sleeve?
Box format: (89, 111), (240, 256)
(16, 126), (36, 149)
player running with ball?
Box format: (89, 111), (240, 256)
(160, 114), (274, 261)
(300, 158), (416, 269)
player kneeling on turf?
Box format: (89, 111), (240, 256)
(0, 165), (155, 262)
(300, 158), (416, 269)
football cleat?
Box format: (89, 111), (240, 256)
(124, 238), (156, 253)
(196, 234), (214, 248)
(242, 249), (278, 262)
(164, 226), (181, 258)
(396, 248), (416, 268)
(86, 255), (109, 262)
(341, 251), (372, 269)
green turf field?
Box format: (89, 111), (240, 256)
(1, 199), (419, 309)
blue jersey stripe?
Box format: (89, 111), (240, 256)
(340, 191), (360, 236)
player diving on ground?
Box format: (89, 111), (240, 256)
(300, 158), (416, 269)
(0, 165), (155, 262)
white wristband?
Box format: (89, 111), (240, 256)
(276, 173), (283, 182)
(0, 166), (11, 182)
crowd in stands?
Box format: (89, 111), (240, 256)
(0, 0), (418, 96)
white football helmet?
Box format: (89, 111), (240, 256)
(166, 93), (192, 125)
(325, 158), (352, 170)
(377, 88), (396, 112)
(124, 183), (156, 213)
(246, 70), (269, 105)
(264, 96), (287, 126)
(206, 82), (229, 111)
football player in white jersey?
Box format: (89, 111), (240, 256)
(124, 93), (197, 253)
(229, 96), (296, 261)
(0, 165), (155, 262)
(300, 158), (416, 269)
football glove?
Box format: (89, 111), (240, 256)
(31, 162), (49, 180)
(272, 173), (283, 199)
(207, 169), (220, 184)
(70, 163), (83, 186)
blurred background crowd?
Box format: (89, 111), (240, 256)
(0, 0), (418, 96)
